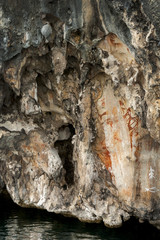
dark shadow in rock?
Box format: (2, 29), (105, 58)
(0, 75), (18, 113)
(54, 124), (75, 186)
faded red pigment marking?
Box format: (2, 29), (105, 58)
(134, 145), (140, 161)
(111, 107), (119, 124)
(106, 118), (113, 127)
(99, 111), (107, 120)
(100, 98), (105, 107)
(99, 106), (116, 127)
(96, 101), (117, 175)
(119, 100), (139, 150)
(97, 139), (112, 173)
(113, 131), (122, 143)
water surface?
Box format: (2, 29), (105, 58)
(0, 197), (160, 240)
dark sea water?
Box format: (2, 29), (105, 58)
(0, 197), (160, 240)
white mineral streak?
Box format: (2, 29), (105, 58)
(41, 23), (52, 40)
(0, 119), (37, 133)
(47, 148), (62, 177)
(58, 126), (71, 140)
(0, 7), (9, 28)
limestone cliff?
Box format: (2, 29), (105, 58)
(0, 0), (160, 229)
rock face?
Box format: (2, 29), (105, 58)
(0, 0), (160, 229)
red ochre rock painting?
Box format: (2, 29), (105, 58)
(96, 139), (112, 173)
(95, 86), (141, 201)
(97, 97), (140, 167)
(119, 100), (139, 152)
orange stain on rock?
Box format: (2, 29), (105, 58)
(105, 33), (135, 64)
(113, 131), (122, 143)
(112, 106), (118, 116)
(21, 134), (48, 169)
(106, 33), (122, 48)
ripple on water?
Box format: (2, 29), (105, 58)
(0, 198), (160, 240)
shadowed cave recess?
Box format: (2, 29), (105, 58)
(54, 124), (75, 187)
(0, 0), (160, 230)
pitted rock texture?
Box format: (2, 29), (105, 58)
(0, 0), (160, 229)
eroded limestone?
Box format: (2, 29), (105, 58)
(0, 0), (160, 229)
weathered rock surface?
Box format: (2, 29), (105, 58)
(0, 0), (160, 229)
